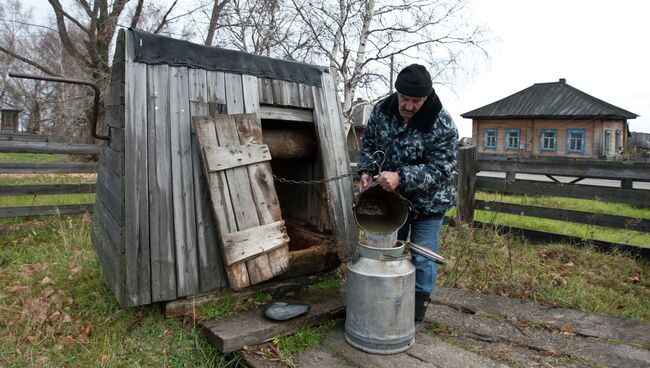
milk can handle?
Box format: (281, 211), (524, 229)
(405, 242), (446, 265)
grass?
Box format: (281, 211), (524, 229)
(437, 223), (650, 320)
(0, 215), (246, 367)
(450, 191), (650, 248)
(307, 277), (342, 292)
(0, 151), (97, 218)
(0, 152), (69, 163)
(0, 160), (647, 364)
(271, 319), (341, 366)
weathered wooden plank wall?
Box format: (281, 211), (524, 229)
(147, 64), (176, 302)
(92, 30), (127, 307)
(124, 31), (151, 306)
(189, 69), (228, 292)
(312, 71), (357, 260)
(169, 66), (200, 297)
(93, 30), (355, 307)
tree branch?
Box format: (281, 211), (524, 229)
(0, 45), (61, 76)
(130, 0), (145, 28)
(48, 0), (90, 34)
(154, 0), (179, 34)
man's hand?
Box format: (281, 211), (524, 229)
(359, 174), (374, 192)
(374, 171), (400, 192)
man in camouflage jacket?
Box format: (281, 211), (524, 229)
(357, 64), (458, 324)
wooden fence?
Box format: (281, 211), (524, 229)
(456, 145), (650, 259)
(0, 139), (99, 218)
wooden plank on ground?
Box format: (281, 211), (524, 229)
(164, 269), (339, 318)
(190, 68), (228, 293)
(169, 66), (199, 297)
(147, 64), (177, 302)
(201, 289), (344, 353)
(124, 35), (151, 307)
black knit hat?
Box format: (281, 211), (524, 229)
(395, 64), (433, 97)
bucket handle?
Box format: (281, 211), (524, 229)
(405, 242), (446, 265)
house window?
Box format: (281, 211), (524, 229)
(566, 128), (585, 154)
(540, 129), (557, 152)
(505, 128), (520, 150)
(604, 129), (611, 154)
(615, 130), (622, 152)
(483, 128), (497, 150)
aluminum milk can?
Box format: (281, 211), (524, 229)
(345, 240), (415, 354)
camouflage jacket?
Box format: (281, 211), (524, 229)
(357, 93), (458, 215)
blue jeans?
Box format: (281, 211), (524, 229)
(397, 212), (444, 295)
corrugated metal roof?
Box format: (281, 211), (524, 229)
(461, 79), (638, 120)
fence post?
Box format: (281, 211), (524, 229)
(457, 145), (477, 223)
(621, 178), (633, 189)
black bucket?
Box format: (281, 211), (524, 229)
(354, 183), (410, 246)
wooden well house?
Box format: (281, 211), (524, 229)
(93, 29), (357, 308)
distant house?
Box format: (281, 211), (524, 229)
(347, 100), (372, 162)
(462, 79), (638, 159)
(0, 107), (21, 133)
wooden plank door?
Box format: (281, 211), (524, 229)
(193, 113), (289, 290)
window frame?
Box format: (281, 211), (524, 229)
(604, 129), (611, 154)
(505, 128), (521, 151)
(615, 129), (622, 152)
(566, 128), (585, 154)
(540, 128), (558, 152)
(483, 128), (497, 150)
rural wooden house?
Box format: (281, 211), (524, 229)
(0, 107), (21, 133)
(462, 79), (638, 159)
(93, 29), (356, 308)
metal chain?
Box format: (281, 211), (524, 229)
(272, 172), (354, 185)
(272, 150), (386, 185)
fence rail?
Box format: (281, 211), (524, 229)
(476, 177), (650, 208)
(0, 141), (100, 155)
(0, 139), (97, 218)
(459, 146), (650, 259)
(477, 155), (650, 181)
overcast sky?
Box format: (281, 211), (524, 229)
(17, 0), (650, 139)
(438, 0), (650, 138)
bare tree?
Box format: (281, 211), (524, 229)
(291, 0), (488, 131)
(0, 0), (194, 141)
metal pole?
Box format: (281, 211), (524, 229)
(9, 72), (109, 141)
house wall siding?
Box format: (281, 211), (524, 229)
(471, 119), (625, 158)
(602, 120), (626, 157)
